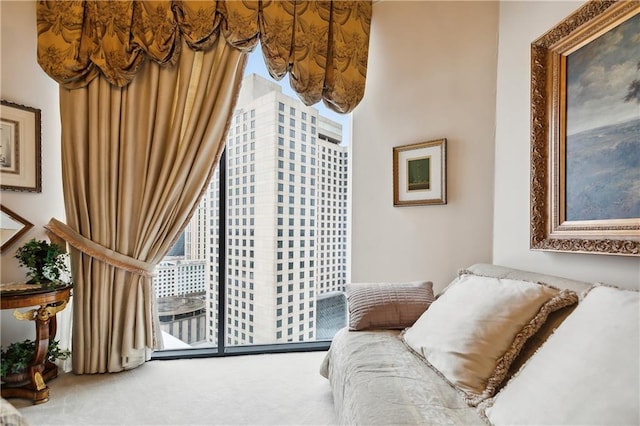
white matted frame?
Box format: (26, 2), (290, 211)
(393, 138), (447, 207)
(1, 100), (42, 192)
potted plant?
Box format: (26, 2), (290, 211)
(14, 239), (69, 285)
(0, 339), (70, 384)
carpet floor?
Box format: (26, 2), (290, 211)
(10, 351), (337, 426)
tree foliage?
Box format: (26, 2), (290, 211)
(624, 61), (640, 104)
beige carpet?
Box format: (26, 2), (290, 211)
(10, 351), (337, 426)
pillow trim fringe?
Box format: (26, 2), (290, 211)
(401, 283), (579, 406)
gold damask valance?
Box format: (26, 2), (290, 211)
(36, 0), (372, 113)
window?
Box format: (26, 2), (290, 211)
(153, 46), (350, 356)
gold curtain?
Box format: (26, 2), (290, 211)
(36, 0), (371, 374)
(46, 38), (245, 373)
(37, 0), (372, 114)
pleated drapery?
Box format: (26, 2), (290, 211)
(46, 38), (245, 373)
(37, 0), (372, 113)
(36, 0), (371, 374)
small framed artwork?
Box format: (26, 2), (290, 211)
(530, 1), (639, 256)
(1, 100), (42, 192)
(393, 138), (446, 206)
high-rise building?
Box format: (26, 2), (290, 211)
(185, 196), (208, 261)
(316, 115), (349, 294)
(206, 74), (348, 346)
(154, 198), (209, 348)
(154, 259), (206, 298)
(166, 232), (185, 257)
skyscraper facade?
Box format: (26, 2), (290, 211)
(154, 259), (206, 298)
(206, 74), (348, 346)
(185, 197), (208, 262)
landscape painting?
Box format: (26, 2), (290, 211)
(565, 12), (640, 222)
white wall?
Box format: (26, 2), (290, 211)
(1, 1), (64, 345)
(493, 1), (640, 289)
(351, 1), (499, 292)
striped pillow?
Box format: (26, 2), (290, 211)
(347, 281), (434, 331)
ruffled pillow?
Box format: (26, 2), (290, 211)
(403, 272), (578, 405)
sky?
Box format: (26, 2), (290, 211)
(565, 13), (640, 135)
(243, 47), (351, 145)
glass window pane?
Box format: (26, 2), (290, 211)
(154, 45), (350, 352)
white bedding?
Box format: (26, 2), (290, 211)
(320, 264), (595, 425)
(320, 328), (485, 425)
(0, 398), (28, 426)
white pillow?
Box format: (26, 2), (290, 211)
(481, 285), (639, 425)
(402, 273), (578, 405)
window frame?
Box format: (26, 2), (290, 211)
(152, 148), (331, 361)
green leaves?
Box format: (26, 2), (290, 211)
(0, 339), (71, 377)
(14, 239), (70, 284)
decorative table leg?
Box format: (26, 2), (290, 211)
(2, 299), (68, 404)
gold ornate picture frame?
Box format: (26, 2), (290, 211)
(393, 138), (447, 207)
(530, 1), (640, 256)
(1, 100), (42, 192)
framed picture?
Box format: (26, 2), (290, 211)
(393, 138), (446, 206)
(0, 204), (33, 252)
(530, 1), (639, 256)
(1, 100), (42, 192)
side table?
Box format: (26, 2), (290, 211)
(0, 282), (72, 404)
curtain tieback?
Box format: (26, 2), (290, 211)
(45, 218), (155, 277)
